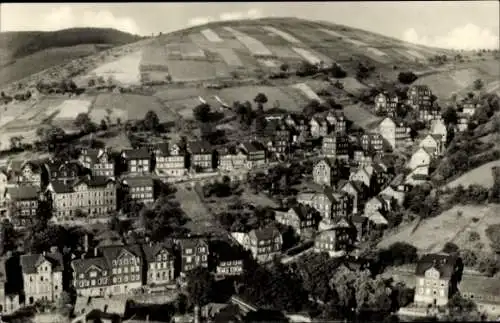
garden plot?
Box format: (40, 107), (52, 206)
(141, 46), (169, 71)
(292, 47), (323, 65)
(343, 37), (369, 47)
(188, 33), (209, 46)
(343, 103), (380, 129)
(0, 102), (32, 128)
(267, 45), (302, 60)
(215, 48), (243, 66)
(263, 26), (302, 43)
(223, 27), (273, 56)
(218, 86), (303, 112)
(166, 60), (217, 82)
(257, 58), (279, 68)
(393, 48), (423, 61)
(155, 87), (213, 102)
(445, 159), (500, 189)
(201, 28), (224, 42)
(406, 49), (425, 60)
(165, 98), (201, 120)
(366, 47), (390, 63)
(292, 83), (324, 103)
(486, 80), (500, 95)
(53, 99), (93, 120)
(0, 129), (37, 151)
(317, 28), (344, 38)
(179, 43), (206, 59)
(340, 77), (369, 95)
(165, 44), (182, 59)
(89, 50), (142, 85)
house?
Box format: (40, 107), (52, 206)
(8, 161), (43, 188)
(210, 241), (245, 278)
(121, 148), (151, 175)
(407, 85), (432, 110)
(292, 118), (310, 144)
(377, 117), (397, 150)
(339, 180), (369, 215)
(46, 176), (116, 218)
(429, 118), (447, 144)
(79, 148), (115, 177)
(322, 134), (349, 160)
(456, 113), (469, 132)
(239, 141), (267, 168)
(0, 169), (8, 217)
(313, 158), (340, 187)
(313, 218), (355, 257)
(143, 241), (176, 286)
(351, 215), (369, 242)
(179, 238), (209, 273)
(217, 146), (246, 172)
(274, 204), (317, 237)
(326, 111), (346, 134)
(21, 247), (64, 305)
(419, 134), (444, 156)
(405, 166), (430, 186)
(0, 254), (22, 315)
(154, 143), (186, 177)
(72, 244), (143, 297)
(418, 107), (441, 123)
(458, 274), (500, 319)
(45, 159), (83, 184)
(265, 124), (291, 159)
(408, 147), (433, 171)
(374, 92), (399, 116)
(245, 226), (282, 263)
(5, 185), (39, 227)
(122, 176), (155, 205)
(460, 97), (481, 117)
(187, 141), (214, 172)
(309, 116), (329, 138)
(353, 150), (373, 168)
(349, 167), (372, 189)
(297, 187), (351, 229)
(380, 184), (407, 206)
(413, 253), (461, 307)
(364, 196), (388, 216)
(360, 133), (384, 153)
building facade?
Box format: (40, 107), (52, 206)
(122, 176), (154, 205)
(79, 148), (115, 177)
(154, 143), (186, 177)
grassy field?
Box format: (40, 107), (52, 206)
(378, 205), (500, 253)
(343, 103), (381, 129)
(88, 50), (143, 85)
(445, 159), (500, 189)
(90, 93), (176, 123)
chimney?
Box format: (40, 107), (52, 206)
(94, 248), (98, 257)
(83, 234), (89, 253)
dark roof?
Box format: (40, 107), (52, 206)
(122, 148), (150, 159)
(250, 226), (280, 241)
(210, 240), (245, 261)
(7, 185), (39, 200)
(100, 244), (143, 265)
(415, 253), (458, 279)
(290, 204), (311, 221)
(188, 141), (212, 154)
(49, 180), (73, 194)
(142, 242), (174, 262)
(179, 238), (208, 251)
(46, 159), (82, 173)
(76, 175), (114, 187)
(123, 176), (153, 187)
(156, 142), (182, 156)
(20, 252), (64, 274)
(323, 186), (347, 204)
(241, 141), (265, 153)
(71, 256), (108, 273)
(351, 215), (368, 224)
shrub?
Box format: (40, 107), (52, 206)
(398, 72), (418, 85)
(469, 231), (480, 242)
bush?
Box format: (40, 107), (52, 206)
(469, 231), (480, 242)
(398, 72), (418, 85)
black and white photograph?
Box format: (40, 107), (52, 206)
(0, 1), (499, 322)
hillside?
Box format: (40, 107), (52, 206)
(0, 28), (144, 85)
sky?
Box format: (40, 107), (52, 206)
(1, 2), (499, 50)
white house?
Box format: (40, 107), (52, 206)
(408, 147), (433, 170)
(430, 119), (447, 144)
(419, 134), (443, 156)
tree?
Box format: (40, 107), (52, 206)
(97, 76), (106, 85)
(329, 63), (347, 78)
(254, 93), (268, 109)
(36, 125), (66, 150)
(280, 63), (289, 72)
(193, 103), (212, 123)
(444, 294), (483, 321)
(87, 78), (96, 87)
(473, 78), (484, 91)
(442, 242), (459, 254)
(143, 110), (160, 131)
(442, 106), (458, 126)
(74, 113), (96, 133)
(296, 60), (318, 77)
(186, 267), (214, 307)
(100, 119), (108, 131)
(9, 136), (24, 150)
(397, 72), (418, 85)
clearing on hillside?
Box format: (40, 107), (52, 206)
(166, 60), (230, 82)
(317, 28), (344, 38)
(378, 205), (500, 254)
(343, 103), (380, 129)
(53, 99), (93, 120)
(292, 83), (324, 103)
(89, 50), (142, 85)
(215, 48), (243, 66)
(339, 77), (369, 95)
(90, 93), (175, 123)
(445, 159), (500, 189)
(223, 27), (273, 57)
(201, 28), (224, 43)
(263, 26), (302, 44)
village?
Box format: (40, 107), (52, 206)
(0, 75), (498, 323)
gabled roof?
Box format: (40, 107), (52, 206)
(315, 157), (336, 168)
(49, 180), (73, 194)
(241, 141), (266, 153)
(156, 142), (182, 156)
(100, 244), (143, 265)
(249, 226), (280, 241)
(367, 210), (388, 225)
(290, 204), (311, 221)
(20, 252), (64, 274)
(6, 185), (39, 200)
(323, 186), (347, 204)
(179, 238), (208, 251)
(188, 141), (212, 154)
(142, 241), (174, 262)
(415, 253), (458, 279)
(46, 159), (82, 173)
(122, 176), (153, 188)
(122, 148), (150, 160)
(210, 240), (245, 262)
(71, 257), (108, 274)
(351, 215), (368, 224)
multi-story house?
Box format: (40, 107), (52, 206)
(430, 118), (447, 145)
(274, 204), (317, 238)
(211, 241), (245, 278)
(360, 133), (384, 153)
(326, 111), (347, 134)
(5, 185), (39, 227)
(265, 124), (291, 159)
(414, 253), (461, 307)
(70, 252), (110, 297)
(377, 117), (411, 150)
(291, 118), (310, 144)
(313, 158), (339, 187)
(154, 143), (186, 177)
(46, 175), (116, 218)
(297, 187), (350, 230)
(339, 180), (369, 215)
(374, 92), (399, 116)
(100, 244), (143, 296)
(79, 148), (115, 177)
(44, 159), (82, 184)
(8, 161), (43, 188)
(407, 85), (433, 110)
(419, 134), (444, 156)
(322, 134), (349, 160)
(121, 148), (151, 175)
(460, 97), (481, 117)
(313, 218), (355, 257)
(244, 226), (282, 263)
(353, 150), (373, 168)
(419, 108), (441, 124)
(122, 176), (155, 205)
(456, 113), (469, 132)
(309, 116), (329, 138)
(143, 241), (176, 286)
(217, 146), (247, 172)
(349, 167), (373, 189)
(408, 147), (433, 171)
(0, 253), (21, 314)
(21, 248), (64, 304)
(188, 141), (214, 173)
(239, 141), (267, 168)
(179, 238), (209, 273)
